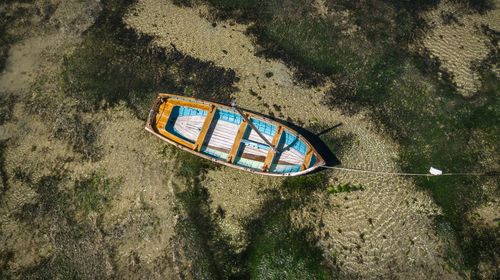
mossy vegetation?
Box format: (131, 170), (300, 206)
(243, 174), (334, 279)
(0, 141), (8, 195)
(0, 94), (16, 125)
(245, 200), (331, 280)
(16, 171), (119, 224)
(20, 255), (83, 280)
(16, 174), (71, 224)
(281, 172), (328, 197)
(74, 172), (121, 216)
(327, 182), (364, 194)
(12, 170), (120, 278)
(0, 93), (13, 194)
(200, 0), (499, 276)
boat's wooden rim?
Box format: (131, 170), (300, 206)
(145, 93), (325, 176)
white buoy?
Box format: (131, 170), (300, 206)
(429, 167), (443, 175)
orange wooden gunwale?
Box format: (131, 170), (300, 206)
(145, 93), (325, 176)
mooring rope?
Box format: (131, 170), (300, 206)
(321, 165), (498, 177)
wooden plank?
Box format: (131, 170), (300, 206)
(166, 99), (210, 111)
(156, 103), (173, 129)
(158, 128), (196, 150)
(301, 147), (314, 170)
(194, 105), (216, 151)
(262, 126), (283, 171)
(227, 120), (248, 163)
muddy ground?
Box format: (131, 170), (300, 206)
(0, 0), (498, 279)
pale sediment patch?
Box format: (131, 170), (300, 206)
(312, 0), (330, 18)
(421, 0), (500, 97)
(126, 0), (458, 277)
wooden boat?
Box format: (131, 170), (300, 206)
(145, 93), (325, 176)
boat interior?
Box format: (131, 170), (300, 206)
(154, 97), (319, 174)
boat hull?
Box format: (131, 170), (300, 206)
(145, 93), (325, 176)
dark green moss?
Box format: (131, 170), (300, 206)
(0, 94), (16, 125)
(52, 113), (101, 161)
(15, 174), (70, 223)
(281, 172), (328, 201)
(15, 171), (119, 224)
(171, 149), (334, 279)
(327, 182), (363, 194)
(20, 256), (82, 280)
(62, 23), (175, 115)
(0, 250), (14, 280)
(11, 170), (119, 278)
(0, 141), (8, 196)
(245, 199), (332, 280)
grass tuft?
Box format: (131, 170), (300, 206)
(74, 172), (121, 216)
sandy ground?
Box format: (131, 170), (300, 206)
(126, 0), (461, 278)
(0, 1), (178, 278)
(421, 0), (500, 97)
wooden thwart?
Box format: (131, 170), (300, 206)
(227, 119), (249, 163)
(301, 148), (314, 170)
(262, 126), (284, 171)
(194, 105), (216, 151)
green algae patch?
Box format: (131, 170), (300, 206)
(15, 170), (120, 225)
(245, 174), (333, 279)
(11, 170), (121, 279)
(62, 22), (174, 115)
(74, 172), (121, 216)
(246, 200), (330, 280)
(170, 147), (334, 279)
